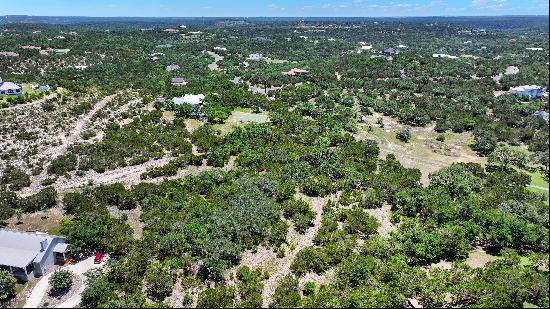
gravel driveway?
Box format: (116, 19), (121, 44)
(24, 256), (106, 308)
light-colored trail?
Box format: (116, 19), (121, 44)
(260, 194), (335, 307)
(19, 94), (118, 197)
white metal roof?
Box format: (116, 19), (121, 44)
(0, 229), (64, 268)
(510, 85), (545, 91)
(53, 243), (69, 253)
(0, 82), (21, 91)
(173, 94), (205, 106)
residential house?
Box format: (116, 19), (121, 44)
(247, 53), (264, 61)
(166, 64), (181, 72)
(21, 45), (41, 50)
(31, 84), (50, 91)
(0, 51), (19, 57)
(0, 229), (69, 281)
(510, 85), (546, 99)
(0, 78), (23, 95)
(283, 68), (309, 77)
(171, 78), (188, 86)
(255, 37), (267, 43)
(533, 111), (549, 123)
(433, 53), (458, 59)
(173, 94), (205, 106)
(383, 48), (400, 55)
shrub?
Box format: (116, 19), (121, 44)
(0, 270), (17, 304)
(396, 128), (412, 143)
(197, 285), (235, 308)
(94, 183), (136, 210)
(49, 270), (74, 295)
(0, 166), (31, 191)
(342, 207), (380, 238)
(18, 187), (57, 213)
(270, 275), (301, 308)
(291, 246), (331, 275)
(144, 262), (174, 301)
(281, 198), (316, 233)
(48, 154), (78, 176)
(302, 175), (332, 197)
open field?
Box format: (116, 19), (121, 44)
(357, 112), (486, 183)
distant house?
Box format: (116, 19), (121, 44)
(247, 53), (264, 61)
(173, 94), (205, 106)
(433, 53), (458, 59)
(54, 49), (70, 54)
(166, 64), (180, 72)
(0, 229), (69, 281)
(383, 48), (400, 55)
(283, 68), (309, 77)
(526, 47), (543, 51)
(0, 51), (19, 57)
(361, 45), (373, 51)
(533, 111), (549, 123)
(510, 85), (546, 99)
(397, 44), (408, 48)
(31, 84), (50, 91)
(171, 77), (188, 86)
(214, 47), (227, 52)
(0, 78), (23, 95)
(21, 45), (41, 50)
(164, 28), (179, 34)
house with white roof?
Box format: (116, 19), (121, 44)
(433, 53), (458, 59)
(173, 94), (205, 106)
(0, 78), (23, 95)
(0, 229), (69, 281)
(510, 85), (546, 99)
(247, 53), (264, 61)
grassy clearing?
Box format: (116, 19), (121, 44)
(358, 114), (486, 183)
(527, 170), (549, 189)
(215, 110), (269, 134)
(466, 249), (502, 268)
(162, 111), (176, 122)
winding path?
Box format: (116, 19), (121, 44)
(19, 94), (118, 197)
(260, 194), (336, 307)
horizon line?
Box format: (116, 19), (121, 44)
(3, 14), (549, 18)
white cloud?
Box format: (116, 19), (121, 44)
(472, 0), (508, 9)
(268, 4), (286, 12)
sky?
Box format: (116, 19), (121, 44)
(0, 0), (548, 17)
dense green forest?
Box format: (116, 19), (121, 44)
(0, 16), (548, 308)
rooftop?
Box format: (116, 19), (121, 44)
(510, 85), (545, 91)
(0, 229), (63, 268)
(173, 94), (205, 106)
(0, 81), (21, 91)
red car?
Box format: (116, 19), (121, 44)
(94, 250), (104, 264)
